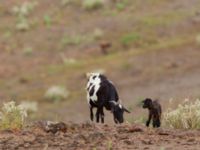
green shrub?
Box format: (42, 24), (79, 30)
(23, 47), (33, 56)
(116, 1), (128, 11)
(12, 1), (37, 31)
(61, 0), (71, 6)
(107, 140), (112, 150)
(61, 35), (82, 46)
(121, 33), (141, 46)
(44, 86), (69, 102)
(15, 16), (30, 31)
(0, 101), (27, 130)
(19, 101), (38, 113)
(133, 116), (147, 124)
(60, 53), (77, 65)
(3, 31), (12, 39)
(43, 15), (52, 27)
(196, 34), (200, 45)
(12, 1), (37, 16)
(93, 28), (104, 40)
(164, 99), (200, 129)
(83, 0), (104, 10)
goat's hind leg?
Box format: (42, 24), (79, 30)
(153, 118), (160, 128)
(156, 118), (161, 127)
(96, 107), (104, 123)
(100, 107), (104, 123)
(90, 106), (94, 121)
(96, 108), (100, 123)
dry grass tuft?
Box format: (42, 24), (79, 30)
(164, 99), (200, 129)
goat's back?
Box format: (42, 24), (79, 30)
(152, 100), (162, 115)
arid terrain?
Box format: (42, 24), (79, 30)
(1, 0), (200, 149)
(1, 122), (200, 150)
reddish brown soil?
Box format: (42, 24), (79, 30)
(1, 123), (200, 150)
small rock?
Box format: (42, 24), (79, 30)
(124, 139), (133, 145)
(141, 139), (153, 145)
(187, 138), (195, 142)
(24, 143), (30, 148)
(129, 127), (144, 133)
(44, 121), (67, 134)
(156, 128), (171, 135)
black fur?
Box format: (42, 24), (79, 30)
(142, 98), (162, 128)
(87, 74), (130, 124)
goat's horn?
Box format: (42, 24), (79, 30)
(109, 101), (117, 105)
(123, 106), (131, 113)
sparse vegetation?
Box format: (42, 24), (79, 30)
(3, 30), (12, 39)
(116, 1), (128, 11)
(19, 101), (38, 113)
(196, 34), (200, 45)
(107, 140), (113, 150)
(121, 33), (141, 46)
(93, 28), (104, 40)
(82, 0), (104, 10)
(44, 86), (69, 102)
(164, 99), (200, 129)
(0, 101), (27, 130)
(61, 0), (71, 6)
(133, 116), (147, 124)
(120, 61), (132, 71)
(23, 47), (33, 56)
(12, 1), (37, 31)
(43, 15), (52, 27)
(60, 53), (77, 65)
(61, 35), (82, 46)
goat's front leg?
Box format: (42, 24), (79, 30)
(90, 106), (94, 121)
(146, 112), (152, 127)
(99, 107), (104, 123)
(114, 118), (118, 124)
(96, 108), (101, 123)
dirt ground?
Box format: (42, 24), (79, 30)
(1, 122), (200, 150)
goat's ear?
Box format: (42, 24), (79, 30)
(109, 102), (117, 112)
(123, 107), (131, 113)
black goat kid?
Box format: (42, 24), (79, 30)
(142, 98), (162, 128)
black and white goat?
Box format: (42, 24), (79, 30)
(86, 73), (130, 124)
(142, 98), (162, 128)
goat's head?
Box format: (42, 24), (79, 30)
(110, 101), (130, 124)
(86, 72), (100, 80)
(142, 98), (153, 109)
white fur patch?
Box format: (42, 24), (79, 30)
(86, 73), (101, 103)
(119, 104), (122, 109)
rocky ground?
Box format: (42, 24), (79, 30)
(1, 122), (200, 150)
